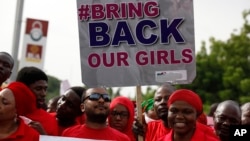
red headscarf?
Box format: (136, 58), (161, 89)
(6, 82), (37, 115)
(6, 81), (59, 136)
(109, 96), (135, 141)
(167, 89), (203, 115)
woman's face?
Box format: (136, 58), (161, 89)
(168, 100), (197, 135)
(0, 89), (16, 122)
(109, 104), (129, 132)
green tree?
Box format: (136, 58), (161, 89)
(46, 75), (60, 102)
(177, 10), (250, 105)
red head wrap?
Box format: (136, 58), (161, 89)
(167, 89), (203, 115)
(6, 82), (37, 115)
(109, 96), (135, 141)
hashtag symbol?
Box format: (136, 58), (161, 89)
(78, 4), (90, 21)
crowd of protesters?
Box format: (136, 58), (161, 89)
(0, 51), (250, 141)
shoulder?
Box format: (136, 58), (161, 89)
(147, 120), (162, 127)
(107, 127), (130, 140)
(62, 125), (83, 136)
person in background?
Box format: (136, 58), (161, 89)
(159, 89), (219, 141)
(16, 66), (48, 110)
(141, 98), (159, 124)
(109, 96), (136, 141)
(62, 87), (130, 141)
(241, 102), (250, 125)
(213, 100), (241, 141)
(0, 84), (39, 141)
(55, 86), (85, 135)
(5, 82), (58, 136)
(136, 83), (175, 141)
(207, 102), (219, 127)
(0, 51), (14, 90)
(47, 95), (61, 113)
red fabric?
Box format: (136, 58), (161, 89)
(7, 82), (37, 115)
(108, 96), (135, 141)
(50, 113), (81, 136)
(0, 118), (39, 141)
(197, 112), (208, 125)
(75, 114), (86, 125)
(158, 122), (219, 141)
(62, 124), (130, 141)
(27, 109), (58, 136)
(6, 82), (58, 136)
(167, 89), (203, 115)
(145, 120), (171, 141)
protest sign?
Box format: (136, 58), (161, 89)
(76, 0), (195, 87)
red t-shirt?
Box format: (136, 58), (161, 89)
(62, 124), (130, 141)
(27, 109), (58, 136)
(145, 120), (171, 141)
(0, 119), (39, 141)
(158, 122), (220, 141)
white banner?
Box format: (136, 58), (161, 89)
(19, 18), (49, 70)
(40, 135), (111, 141)
(76, 0), (196, 87)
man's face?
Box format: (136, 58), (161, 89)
(154, 87), (172, 120)
(81, 88), (111, 124)
(213, 104), (241, 141)
(241, 103), (250, 125)
(29, 80), (48, 108)
(56, 89), (81, 120)
(0, 53), (13, 84)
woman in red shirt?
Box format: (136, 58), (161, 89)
(158, 89), (219, 141)
(0, 86), (39, 141)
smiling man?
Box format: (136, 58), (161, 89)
(62, 87), (130, 141)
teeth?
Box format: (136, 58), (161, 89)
(175, 123), (185, 127)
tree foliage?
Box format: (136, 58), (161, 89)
(176, 10), (250, 105)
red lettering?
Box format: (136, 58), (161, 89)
(136, 51), (148, 65)
(88, 52), (129, 68)
(117, 52), (129, 66)
(92, 4), (105, 20)
(182, 49), (193, 63)
(88, 53), (101, 68)
(157, 50), (169, 64)
(170, 50), (181, 64)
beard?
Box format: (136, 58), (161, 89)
(86, 110), (109, 124)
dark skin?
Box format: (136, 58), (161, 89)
(241, 102), (250, 125)
(133, 84), (175, 138)
(168, 101), (197, 141)
(0, 52), (14, 86)
(56, 89), (82, 127)
(28, 80), (48, 109)
(213, 100), (241, 141)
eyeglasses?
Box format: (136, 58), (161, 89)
(84, 93), (111, 102)
(111, 111), (129, 118)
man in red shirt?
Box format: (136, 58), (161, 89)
(145, 83), (175, 141)
(62, 87), (130, 141)
(0, 51), (14, 91)
(133, 83), (175, 141)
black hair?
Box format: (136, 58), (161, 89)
(16, 66), (48, 85)
(0, 51), (14, 68)
(70, 86), (86, 99)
